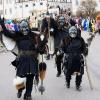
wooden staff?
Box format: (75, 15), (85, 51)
(84, 57), (94, 90)
(47, 17), (52, 52)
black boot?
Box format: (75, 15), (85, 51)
(24, 75), (34, 100)
(46, 54), (50, 60)
(76, 85), (82, 91)
(24, 94), (32, 100)
(26, 96), (32, 100)
(65, 73), (71, 88)
(76, 75), (82, 91)
(17, 91), (22, 98)
(56, 72), (61, 77)
(17, 87), (25, 98)
(56, 61), (61, 77)
(66, 82), (70, 88)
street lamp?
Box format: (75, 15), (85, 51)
(40, 2), (43, 16)
(22, 0), (24, 18)
(32, 3), (35, 16)
(47, 0), (49, 12)
(3, 0), (5, 17)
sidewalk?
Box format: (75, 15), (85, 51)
(87, 34), (100, 77)
(0, 42), (7, 53)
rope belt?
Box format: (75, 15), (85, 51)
(19, 50), (37, 56)
(66, 53), (82, 56)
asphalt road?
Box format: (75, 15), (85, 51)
(0, 51), (100, 100)
(0, 31), (100, 100)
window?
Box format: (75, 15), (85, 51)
(15, 6), (17, 9)
(40, 2), (43, 5)
(20, 5), (22, 8)
(48, 0), (71, 3)
(0, 10), (3, 14)
(0, 0), (2, 4)
(9, 0), (12, 3)
(5, 9), (7, 15)
(24, 0), (28, 1)
(60, 0), (66, 3)
(15, 0), (28, 3)
(33, 3), (35, 6)
(10, 8), (12, 14)
(32, 12), (34, 16)
(25, 4), (28, 7)
(15, 0), (20, 3)
(76, 0), (78, 5)
(67, 0), (71, 3)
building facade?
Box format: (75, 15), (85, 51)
(48, 0), (72, 10)
(0, 0), (99, 19)
(0, 0), (72, 19)
(0, 0), (48, 19)
(0, 0), (15, 18)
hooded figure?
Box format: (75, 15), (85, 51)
(0, 19), (47, 100)
(62, 26), (88, 91)
(41, 12), (58, 59)
(53, 16), (69, 77)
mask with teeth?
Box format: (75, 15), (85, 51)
(19, 20), (29, 35)
(69, 26), (77, 38)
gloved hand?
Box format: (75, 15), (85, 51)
(40, 34), (44, 41)
(50, 28), (54, 36)
(34, 75), (39, 85)
(84, 46), (88, 57)
(0, 17), (5, 32)
(50, 28), (54, 33)
(0, 17), (4, 24)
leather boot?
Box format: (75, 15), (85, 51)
(24, 95), (32, 100)
(17, 87), (25, 98)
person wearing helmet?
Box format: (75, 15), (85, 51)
(0, 18), (47, 100)
(62, 26), (88, 91)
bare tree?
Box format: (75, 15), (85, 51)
(79, 0), (97, 17)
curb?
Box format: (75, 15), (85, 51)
(0, 48), (7, 53)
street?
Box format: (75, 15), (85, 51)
(0, 32), (100, 100)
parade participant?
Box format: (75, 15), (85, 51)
(62, 26), (88, 91)
(70, 18), (82, 36)
(95, 16), (100, 34)
(53, 47), (63, 77)
(0, 18), (47, 100)
(41, 12), (58, 60)
(53, 15), (69, 77)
